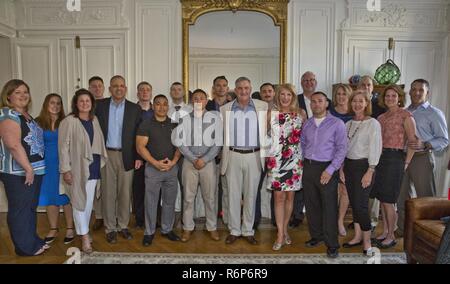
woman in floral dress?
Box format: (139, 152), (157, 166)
(266, 83), (306, 250)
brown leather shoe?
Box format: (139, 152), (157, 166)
(92, 219), (104, 231)
(181, 230), (192, 242)
(225, 234), (239, 244)
(244, 235), (258, 245)
(209, 230), (220, 241)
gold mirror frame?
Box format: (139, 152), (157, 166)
(181, 0), (289, 97)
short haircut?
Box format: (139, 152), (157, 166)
(260, 82), (275, 91)
(192, 88), (208, 99)
(71, 88), (96, 120)
(378, 84), (406, 108)
(170, 82), (183, 89)
(348, 90), (372, 116)
(137, 81), (152, 90)
(88, 76), (104, 85)
(153, 94), (168, 103)
(110, 75), (126, 85)
(311, 91), (328, 100)
(411, 78), (430, 90)
(301, 71), (316, 81)
(332, 83), (352, 107)
(235, 76), (251, 86)
(213, 76), (228, 85)
(357, 75), (374, 88)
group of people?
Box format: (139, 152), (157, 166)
(0, 71), (448, 259)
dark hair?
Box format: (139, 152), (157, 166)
(36, 93), (65, 130)
(251, 91), (261, 100)
(260, 82), (274, 91)
(192, 89), (208, 99)
(110, 75), (126, 85)
(311, 91), (328, 100)
(153, 94), (168, 103)
(411, 78), (430, 90)
(137, 81), (152, 90)
(170, 82), (183, 89)
(71, 88), (96, 120)
(88, 76), (104, 85)
(213, 76), (228, 85)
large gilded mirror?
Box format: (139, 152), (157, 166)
(181, 0), (289, 97)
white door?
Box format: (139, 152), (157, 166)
(60, 37), (125, 107)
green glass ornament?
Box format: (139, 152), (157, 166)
(374, 59), (401, 85)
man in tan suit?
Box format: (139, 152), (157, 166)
(220, 77), (268, 245)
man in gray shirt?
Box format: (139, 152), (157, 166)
(176, 89), (222, 242)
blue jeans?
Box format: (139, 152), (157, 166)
(0, 173), (44, 256)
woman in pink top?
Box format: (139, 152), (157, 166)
(371, 84), (417, 249)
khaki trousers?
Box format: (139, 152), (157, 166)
(101, 150), (134, 233)
(397, 152), (436, 233)
(182, 160), (217, 231)
(226, 151), (261, 237)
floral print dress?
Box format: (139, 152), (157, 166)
(266, 112), (303, 191)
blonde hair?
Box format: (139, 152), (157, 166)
(332, 84), (352, 107)
(0, 79), (32, 112)
(275, 83), (300, 113)
(348, 90), (372, 116)
(357, 75), (374, 89)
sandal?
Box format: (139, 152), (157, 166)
(81, 237), (93, 254)
(44, 228), (59, 244)
(64, 228), (75, 244)
(284, 235), (292, 245)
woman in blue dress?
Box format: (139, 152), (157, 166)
(36, 94), (74, 245)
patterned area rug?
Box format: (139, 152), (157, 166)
(78, 252), (406, 264)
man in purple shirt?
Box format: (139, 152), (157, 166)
(300, 91), (347, 258)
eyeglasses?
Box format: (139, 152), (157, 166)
(302, 79), (316, 83)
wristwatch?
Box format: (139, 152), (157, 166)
(424, 141), (432, 151)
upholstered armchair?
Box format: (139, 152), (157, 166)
(404, 197), (450, 264)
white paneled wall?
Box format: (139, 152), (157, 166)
(0, 0), (15, 37)
(0, 36), (12, 87)
(134, 0), (181, 97)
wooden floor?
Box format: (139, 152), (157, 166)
(0, 213), (403, 264)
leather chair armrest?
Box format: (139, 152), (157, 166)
(404, 197), (450, 254)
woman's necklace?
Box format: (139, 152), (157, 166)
(347, 120), (362, 140)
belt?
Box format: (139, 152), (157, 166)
(414, 150), (431, 156)
(229, 147), (260, 154)
(382, 148), (404, 152)
(107, 147), (122, 152)
(303, 158), (331, 165)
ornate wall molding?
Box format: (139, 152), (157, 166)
(0, 0), (16, 35)
(341, 0), (448, 31)
(15, 0), (128, 30)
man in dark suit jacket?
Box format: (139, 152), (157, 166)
(95, 75), (142, 244)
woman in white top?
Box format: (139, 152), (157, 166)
(340, 90), (382, 255)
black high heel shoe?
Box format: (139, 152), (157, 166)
(44, 228), (59, 244)
(64, 227), (75, 244)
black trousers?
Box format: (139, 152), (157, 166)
(303, 160), (339, 249)
(254, 168), (275, 226)
(292, 190), (305, 219)
(344, 158), (373, 232)
(132, 166), (145, 226)
(0, 173), (45, 256)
